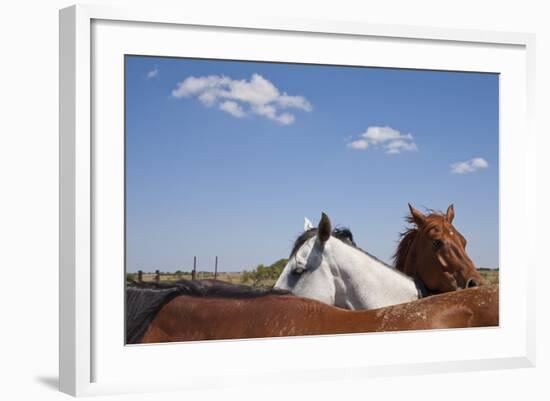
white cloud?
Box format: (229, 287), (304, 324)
(172, 75), (231, 98)
(147, 67), (158, 79)
(347, 126), (418, 154)
(347, 139), (369, 150)
(450, 157), (489, 174)
(171, 73), (312, 124)
(277, 93), (313, 111)
(275, 112), (295, 125)
(252, 104), (296, 125)
(385, 139), (418, 154)
(363, 126), (404, 143)
(219, 101), (246, 118)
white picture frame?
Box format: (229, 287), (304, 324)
(59, 4), (536, 397)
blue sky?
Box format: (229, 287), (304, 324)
(125, 56), (499, 273)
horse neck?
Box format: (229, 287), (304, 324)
(327, 239), (419, 308)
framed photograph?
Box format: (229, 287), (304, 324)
(59, 4), (536, 396)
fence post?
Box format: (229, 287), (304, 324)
(155, 269), (160, 283)
(137, 270), (143, 282)
(192, 256), (197, 281)
(214, 256), (218, 280)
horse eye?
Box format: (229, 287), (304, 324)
(432, 239), (443, 251)
(292, 262), (306, 275)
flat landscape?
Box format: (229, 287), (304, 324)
(128, 268), (499, 288)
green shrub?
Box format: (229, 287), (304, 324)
(245, 258), (288, 287)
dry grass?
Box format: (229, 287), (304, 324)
(132, 269), (499, 288)
(479, 269), (499, 285)
(133, 271), (248, 285)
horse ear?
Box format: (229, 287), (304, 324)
(408, 203), (426, 227)
(304, 217), (314, 232)
(446, 204), (455, 223)
(317, 212), (331, 243)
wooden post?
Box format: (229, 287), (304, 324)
(214, 256), (218, 280)
(192, 256), (197, 281)
(137, 270), (143, 282)
(155, 269), (160, 283)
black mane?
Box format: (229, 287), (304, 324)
(290, 227), (356, 257)
(290, 227), (394, 269)
(126, 280), (290, 344)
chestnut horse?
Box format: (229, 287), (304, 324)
(127, 280), (498, 344)
(394, 204), (484, 294)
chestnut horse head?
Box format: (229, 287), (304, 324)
(393, 204), (484, 294)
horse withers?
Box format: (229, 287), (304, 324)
(394, 204), (485, 294)
(274, 213), (426, 310)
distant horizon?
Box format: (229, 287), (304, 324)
(125, 56), (499, 273)
(130, 265), (501, 275)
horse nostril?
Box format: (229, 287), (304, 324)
(466, 278), (478, 288)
